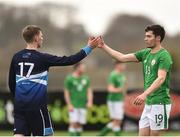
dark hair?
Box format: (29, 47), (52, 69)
(22, 25), (42, 43)
(73, 62), (82, 70)
(145, 25), (165, 42)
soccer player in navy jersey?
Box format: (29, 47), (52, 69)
(8, 25), (100, 137)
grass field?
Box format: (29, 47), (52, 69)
(0, 130), (180, 136)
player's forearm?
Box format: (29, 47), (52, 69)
(64, 91), (72, 105)
(102, 44), (125, 62)
(62, 45), (92, 66)
(87, 89), (93, 104)
(144, 76), (165, 96)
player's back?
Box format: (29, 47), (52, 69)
(9, 47), (87, 110)
(11, 49), (49, 110)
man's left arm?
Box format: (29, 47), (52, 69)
(134, 69), (167, 105)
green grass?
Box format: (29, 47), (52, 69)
(0, 130), (180, 136)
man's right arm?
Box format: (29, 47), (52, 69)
(101, 44), (139, 62)
(44, 37), (101, 67)
(64, 89), (73, 111)
(107, 84), (123, 93)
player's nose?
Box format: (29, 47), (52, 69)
(144, 37), (148, 42)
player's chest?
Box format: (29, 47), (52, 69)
(115, 77), (125, 85)
(71, 79), (88, 91)
(143, 55), (159, 75)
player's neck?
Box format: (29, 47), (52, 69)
(151, 44), (163, 53)
(114, 69), (121, 74)
(26, 43), (38, 50)
(73, 72), (81, 77)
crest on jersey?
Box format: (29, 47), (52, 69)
(144, 60), (147, 63)
(151, 59), (156, 66)
(82, 79), (87, 85)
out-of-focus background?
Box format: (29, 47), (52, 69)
(0, 0), (179, 136)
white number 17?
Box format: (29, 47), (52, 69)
(18, 62), (34, 77)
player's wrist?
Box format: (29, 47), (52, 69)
(101, 44), (107, 50)
(143, 91), (149, 97)
(82, 45), (93, 55)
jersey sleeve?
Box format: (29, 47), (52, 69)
(42, 49), (87, 67)
(108, 72), (115, 85)
(64, 76), (71, 91)
(86, 76), (91, 87)
(121, 75), (126, 87)
(158, 52), (173, 72)
(8, 56), (16, 97)
(134, 48), (150, 62)
(116, 74), (126, 87)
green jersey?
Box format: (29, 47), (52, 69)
(107, 71), (126, 101)
(64, 74), (90, 108)
(135, 48), (173, 105)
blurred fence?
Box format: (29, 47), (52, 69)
(0, 90), (179, 131)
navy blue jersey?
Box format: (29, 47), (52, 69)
(9, 48), (87, 110)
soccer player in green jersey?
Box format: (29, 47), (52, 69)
(98, 25), (173, 136)
(99, 61), (127, 136)
(64, 62), (93, 136)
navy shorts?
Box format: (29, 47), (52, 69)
(14, 107), (54, 136)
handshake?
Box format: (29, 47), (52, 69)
(87, 36), (106, 49)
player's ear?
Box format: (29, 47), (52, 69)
(156, 35), (161, 42)
(34, 35), (38, 42)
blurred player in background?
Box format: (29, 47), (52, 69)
(8, 25), (99, 136)
(98, 25), (173, 136)
(99, 61), (127, 136)
(64, 62), (93, 136)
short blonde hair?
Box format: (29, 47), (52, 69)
(22, 25), (41, 43)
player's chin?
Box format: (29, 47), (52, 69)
(146, 45), (153, 49)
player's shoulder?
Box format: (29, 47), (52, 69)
(120, 73), (126, 78)
(138, 48), (151, 53)
(36, 51), (53, 59)
(143, 48), (152, 54)
(64, 74), (73, 84)
(160, 48), (171, 55)
(82, 74), (90, 80)
(39, 51), (51, 56)
(135, 48), (151, 57)
(65, 74), (73, 79)
(13, 49), (25, 56)
(158, 48), (173, 64)
(14, 49), (41, 56)
(12, 49), (27, 60)
(109, 71), (117, 78)
(159, 48), (172, 58)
